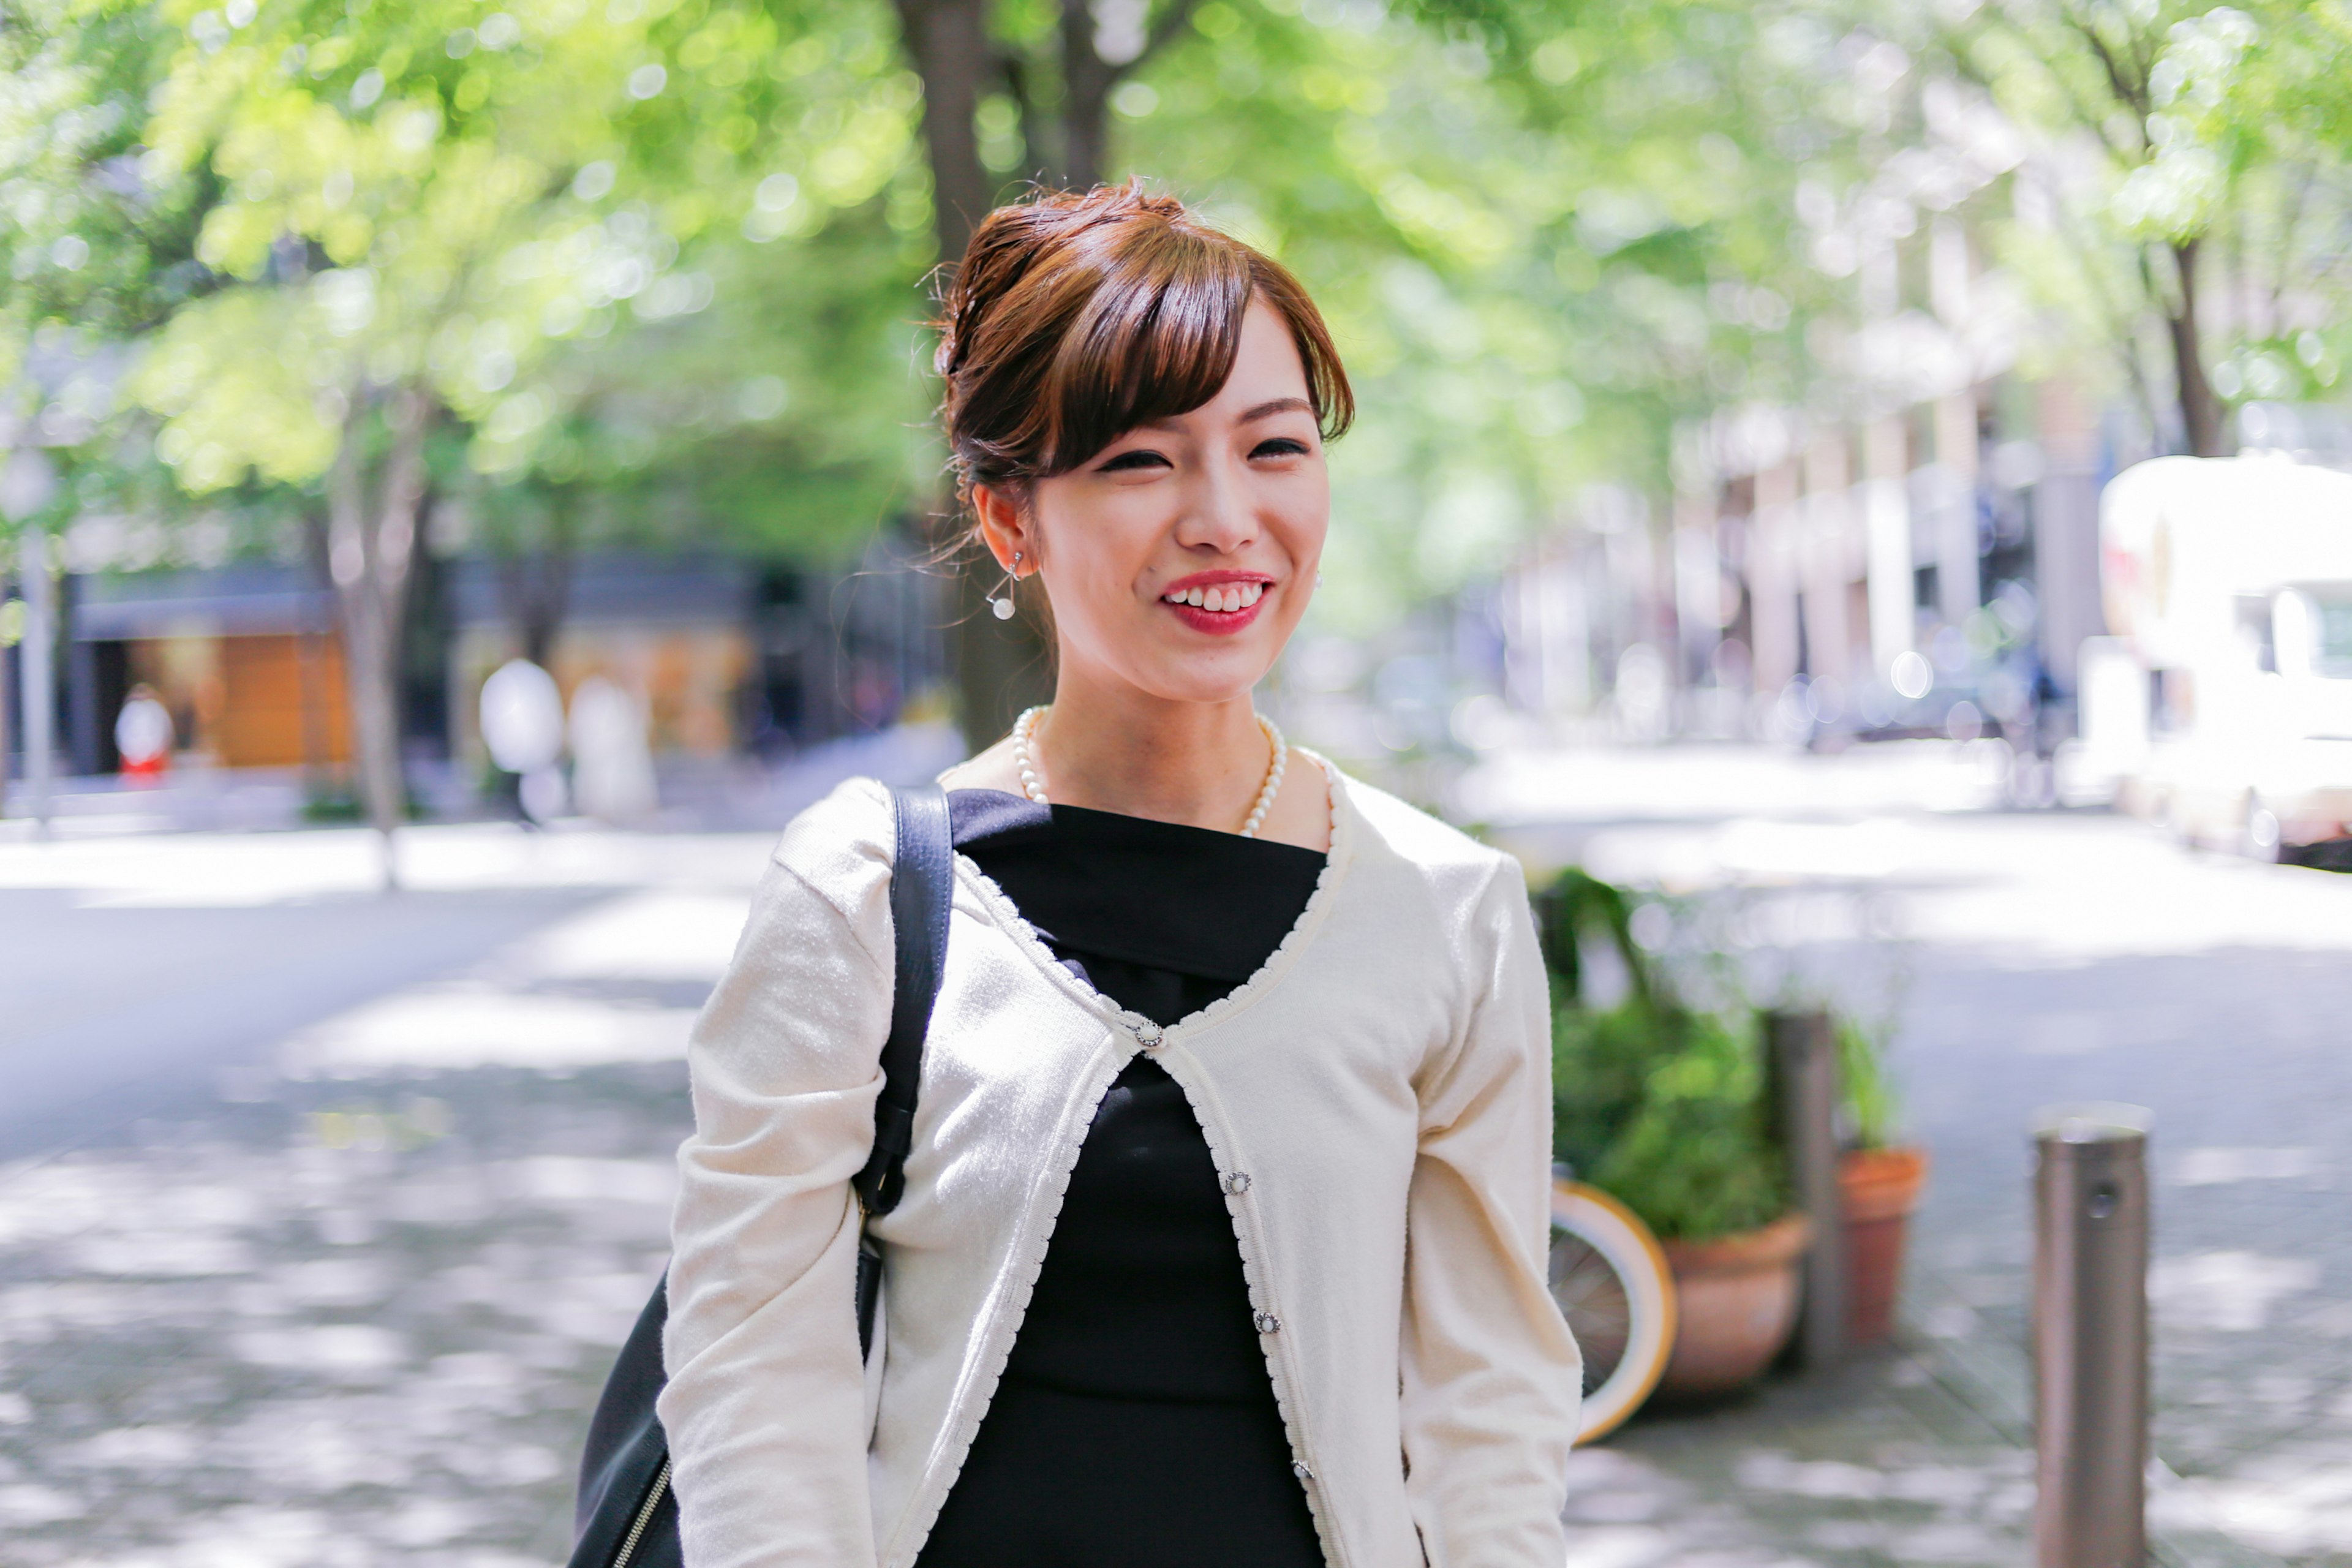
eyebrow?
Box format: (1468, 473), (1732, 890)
(1130, 396), (1316, 436)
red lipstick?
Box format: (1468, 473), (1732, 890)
(1157, 571), (1275, 636)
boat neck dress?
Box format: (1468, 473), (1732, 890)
(912, 788), (1329, 1568)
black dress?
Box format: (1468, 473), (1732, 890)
(913, 790), (1328, 1568)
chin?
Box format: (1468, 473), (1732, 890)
(1134, 649), (1276, 706)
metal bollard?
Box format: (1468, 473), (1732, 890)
(2032, 1102), (2152, 1568)
(1770, 1009), (1845, 1369)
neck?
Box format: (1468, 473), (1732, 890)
(1031, 669), (1272, 833)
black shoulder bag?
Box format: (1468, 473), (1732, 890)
(566, 783), (954, 1568)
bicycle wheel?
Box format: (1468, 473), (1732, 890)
(1549, 1178), (1676, 1444)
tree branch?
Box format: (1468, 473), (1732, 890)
(995, 48), (1054, 183)
(2036, 159), (2166, 442)
(2068, 12), (2149, 126)
(1142, 0), (1207, 68)
(1058, 0), (1205, 190)
(2269, 162), (2321, 331)
(1975, 10), (2140, 166)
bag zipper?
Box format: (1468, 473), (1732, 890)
(613, 1457), (670, 1568)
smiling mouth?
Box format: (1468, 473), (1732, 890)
(1160, 581), (1266, 613)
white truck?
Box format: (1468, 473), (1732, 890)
(2078, 453), (2352, 859)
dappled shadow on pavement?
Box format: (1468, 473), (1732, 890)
(0, 1065), (684, 1567)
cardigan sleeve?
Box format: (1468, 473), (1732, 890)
(1398, 856), (1581, 1568)
(659, 790), (897, 1568)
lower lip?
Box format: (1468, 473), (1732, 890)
(1164, 592), (1268, 636)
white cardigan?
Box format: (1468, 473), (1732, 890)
(660, 765), (1580, 1568)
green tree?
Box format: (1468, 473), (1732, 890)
(1109, 0), (1850, 627)
(2139, 2), (2352, 415)
(0, 0), (221, 368)
(1957, 0), (2349, 456)
(0, 0), (230, 809)
(35, 0), (2277, 787)
(115, 0), (924, 854)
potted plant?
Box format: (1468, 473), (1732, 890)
(1834, 1012), (1930, 1346)
(1540, 871), (1810, 1399)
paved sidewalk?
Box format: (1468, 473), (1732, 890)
(0, 1065), (685, 1565)
(0, 831), (744, 1567)
(2, 789), (2349, 1565)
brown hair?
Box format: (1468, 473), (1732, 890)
(933, 182), (1353, 523)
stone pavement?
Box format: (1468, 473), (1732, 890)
(0, 1065), (687, 1565)
(0, 828), (755, 1567)
(1, 775), (2348, 1565)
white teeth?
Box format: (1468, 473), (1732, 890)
(1164, 582), (1267, 610)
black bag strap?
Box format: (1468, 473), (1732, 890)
(858, 782), (951, 1218)
(570, 1279), (675, 1562)
(568, 783), (954, 1568)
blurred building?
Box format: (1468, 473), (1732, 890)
(445, 541), (941, 768)
(1500, 132), (2138, 758)
(52, 563), (349, 776)
(1673, 364), (2116, 751)
(2, 529), (944, 797)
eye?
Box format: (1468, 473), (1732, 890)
(1098, 448), (1172, 473)
(1250, 437), (1311, 460)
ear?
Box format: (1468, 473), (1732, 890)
(971, 484), (1033, 573)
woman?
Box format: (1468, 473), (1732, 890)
(660, 183), (1580, 1568)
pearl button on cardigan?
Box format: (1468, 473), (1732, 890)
(658, 763), (1581, 1568)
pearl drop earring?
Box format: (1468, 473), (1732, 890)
(989, 551), (1022, 620)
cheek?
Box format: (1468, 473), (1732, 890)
(1037, 495), (1161, 619)
(1268, 475), (1330, 559)
(1071, 511), (1161, 599)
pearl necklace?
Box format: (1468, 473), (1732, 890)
(1011, 705), (1289, 839)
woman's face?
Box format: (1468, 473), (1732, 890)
(977, 298), (1328, 707)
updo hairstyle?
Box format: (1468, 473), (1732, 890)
(932, 183), (1354, 533)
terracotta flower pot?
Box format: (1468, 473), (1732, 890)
(1839, 1145), (1929, 1345)
(1654, 1212), (1812, 1398)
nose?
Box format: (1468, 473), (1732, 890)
(1174, 447), (1257, 556)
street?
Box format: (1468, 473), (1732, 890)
(1, 744), (2348, 1566)
(0, 827), (761, 1565)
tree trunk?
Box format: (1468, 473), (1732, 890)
(328, 386), (431, 883)
(2167, 239), (2228, 458)
(897, 0), (999, 265)
(1061, 0), (1118, 190)
(299, 511), (341, 804)
(896, 0), (1054, 748)
(499, 515), (576, 673)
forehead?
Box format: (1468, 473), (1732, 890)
(1213, 301), (1311, 403)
